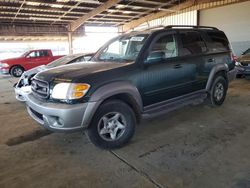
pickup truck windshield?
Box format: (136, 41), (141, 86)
(21, 51), (30, 57)
(95, 34), (148, 62)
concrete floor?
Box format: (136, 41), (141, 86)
(0, 75), (250, 188)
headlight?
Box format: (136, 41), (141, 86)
(51, 83), (90, 100)
(0, 63), (9, 68)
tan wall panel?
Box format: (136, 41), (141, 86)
(200, 1), (250, 56)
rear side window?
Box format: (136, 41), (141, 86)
(206, 31), (229, 51)
(40, 50), (49, 57)
(180, 31), (207, 56)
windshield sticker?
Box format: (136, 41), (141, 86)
(130, 36), (145, 42)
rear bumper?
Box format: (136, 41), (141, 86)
(235, 65), (250, 75)
(227, 68), (237, 82)
(26, 94), (98, 132)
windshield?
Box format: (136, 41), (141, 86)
(46, 55), (79, 68)
(21, 51), (30, 57)
(94, 34), (148, 62)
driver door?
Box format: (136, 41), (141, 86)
(139, 32), (197, 106)
(25, 50), (50, 69)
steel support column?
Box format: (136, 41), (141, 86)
(68, 31), (73, 55)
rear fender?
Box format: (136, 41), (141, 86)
(206, 63), (228, 92)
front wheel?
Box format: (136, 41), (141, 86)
(207, 75), (228, 107)
(86, 100), (136, 149)
(10, 66), (24, 77)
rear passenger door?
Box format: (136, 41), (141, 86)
(35, 50), (51, 66)
(140, 32), (198, 106)
(178, 30), (208, 91)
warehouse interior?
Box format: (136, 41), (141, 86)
(0, 0), (250, 187)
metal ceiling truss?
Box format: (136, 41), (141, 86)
(0, 0), (246, 41)
(0, 0), (186, 29)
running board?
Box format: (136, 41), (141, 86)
(142, 91), (207, 119)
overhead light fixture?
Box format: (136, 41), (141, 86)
(29, 17), (61, 21)
(57, 0), (69, 2)
(156, 8), (176, 12)
(107, 9), (116, 13)
(116, 4), (125, 9)
(75, 0), (101, 4)
(26, 2), (41, 6)
(51, 4), (64, 8)
(123, 11), (131, 14)
(131, 6), (141, 10)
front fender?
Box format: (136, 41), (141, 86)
(81, 81), (143, 128)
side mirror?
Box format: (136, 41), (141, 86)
(144, 51), (165, 64)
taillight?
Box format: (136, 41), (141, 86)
(231, 53), (237, 62)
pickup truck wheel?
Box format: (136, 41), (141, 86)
(10, 66), (24, 77)
(86, 100), (136, 149)
(207, 76), (227, 107)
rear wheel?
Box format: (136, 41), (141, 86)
(86, 100), (136, 149)
(10, 66), (24, 77)
(207, 75), (228, 107)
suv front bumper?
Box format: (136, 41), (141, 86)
(15, 85), (31, 102)
(26, 94), (97, 132)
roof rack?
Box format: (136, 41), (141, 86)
(134, 25), (165, 32)
(165, 25), (219, 30)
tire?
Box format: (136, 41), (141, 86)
(10, 66), (24, 77)
(86, 100), (136, 149)
(207, 75), (228, 107)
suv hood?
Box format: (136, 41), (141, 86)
(35, 61), (132, 82)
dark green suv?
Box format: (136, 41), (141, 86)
(25, 25), (237, 149)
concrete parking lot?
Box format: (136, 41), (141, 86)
(0, 75), (249, 188)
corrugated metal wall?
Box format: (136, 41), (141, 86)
(199, 1), (250, 56)
(135, 10), (197, 30)
(135, 0), (245, 30)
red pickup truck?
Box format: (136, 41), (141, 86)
(0, 49), (64, 77)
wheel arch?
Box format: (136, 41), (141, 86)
(206, 63), (229, 92)
(9, 64), (25, 74)
(82, 81), (143, 128)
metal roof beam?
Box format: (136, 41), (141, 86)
(70, 0), (121, 31)
(120, 0), (220, 32)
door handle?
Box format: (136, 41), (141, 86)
(207, 58), (215, 63)
(174, 64), (182, 69)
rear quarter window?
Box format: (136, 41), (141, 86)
(206, 31), (229, 52)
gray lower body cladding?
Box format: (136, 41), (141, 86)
(26, 94), (97, 132)
(227, 68), (237, 82)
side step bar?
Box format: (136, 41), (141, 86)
(142, 91), (207, 119)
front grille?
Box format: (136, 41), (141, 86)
(31, 78), (49, 99)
